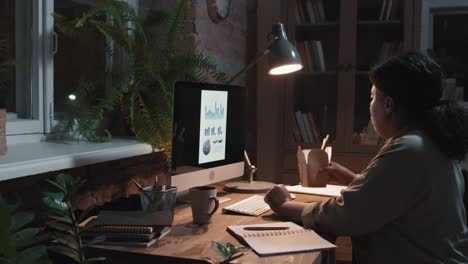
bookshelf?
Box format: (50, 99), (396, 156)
(255, 0), (421, 185)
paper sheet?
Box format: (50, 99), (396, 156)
(286, 184), (346, 197)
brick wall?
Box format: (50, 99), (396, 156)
(0, 152), (168, 212)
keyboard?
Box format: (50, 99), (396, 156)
(222, 195), (271, 216)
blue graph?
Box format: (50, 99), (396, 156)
(205, 102), (225, 120)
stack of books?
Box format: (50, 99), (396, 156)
(80, 214), (171, 248)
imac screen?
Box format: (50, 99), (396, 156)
(171, 81), (246, 192)
(199, 90), (228, 164)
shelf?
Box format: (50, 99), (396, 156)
(0, 138), (154, 181)
(357, 20), (402, 26)
(298, 71), (337, 77)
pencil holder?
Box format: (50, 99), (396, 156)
(140, 185), (177, 213)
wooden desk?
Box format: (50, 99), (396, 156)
(89, 190), (339, 264)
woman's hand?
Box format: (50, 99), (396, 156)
(320, 161), (356, 185)
(264, 185), (307, 224)
(264, 184), (293, 213)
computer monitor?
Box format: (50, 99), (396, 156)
(170, 81), (246, 194)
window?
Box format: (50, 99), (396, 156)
(2, 0), (137, 138)
(1, 0), (43, 135)
(420, 0), (468, 102)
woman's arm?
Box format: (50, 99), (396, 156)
(320, 161), (357, 185)
(264, 185), (308, 224)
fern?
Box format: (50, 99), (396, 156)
(54, 0), (227, 160)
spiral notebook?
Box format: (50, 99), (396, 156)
(227, 222), (336, 256)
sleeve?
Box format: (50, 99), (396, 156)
(301, 136), (430, 236)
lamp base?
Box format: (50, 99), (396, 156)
(224, 181), (276, 193)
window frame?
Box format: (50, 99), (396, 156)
(6, 0), (138, 139)
(420, 0), (468, 53)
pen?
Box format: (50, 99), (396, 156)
(243, 226), (290, 231)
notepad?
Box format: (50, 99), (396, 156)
(227, 222), (336, 256)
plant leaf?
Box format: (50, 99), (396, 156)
(11, 212), (34, 233)
(48, 215), (73, 225)
(0, 207), (15, 259)
(12, 228), (39, 248)
(42, 193), (68, 211)
(48, 222), (76, 236)
(13, 245), (48, 264)
(45, 179), (67, 194)
(84, 257), (106, 264)
(48, 245), (82, 263)
(51, 235), (80, 252)
(82, 235), (106, 248)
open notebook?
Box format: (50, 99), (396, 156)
(227, 222), (336, 256)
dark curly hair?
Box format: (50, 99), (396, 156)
(369, 51), (468, 161)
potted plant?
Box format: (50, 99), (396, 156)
(54, 0), (226, 159)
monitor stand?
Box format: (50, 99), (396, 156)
(224, 152), (276, 193)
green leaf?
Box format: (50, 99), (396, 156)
(51, 235), (80, 252)
(48, 245), (82, 263)
(48, 215), (73, 225)
(84, 257), (106, 264)
(12, 228), (39, 248)
(0, 207), (15, 258)
(13, 245), (48, 264)
(211, 241), (230, 259)
(48, 223), (76, 236)
(225, 242), (238, 255)
(42, 193), (68, 211)
(45, 179), (67, 194)
(82, 235), (106, 248)
(11, 212), (34, 233)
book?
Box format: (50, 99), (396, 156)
(314, 0), (326, 22)
(83, 226), (171, 248)
(227, 222), (336, 256)
(304, 0), (317, 24)
(379, 0), (388, 21)
(301, 111), (315, 143)
(295, 111), (309, 143)
(306, 112), (321, 142)
(96, 209), (174, 226)
(290, 111), (302, 143)
(80, 215), (172, 248)
(384, 0), (393, 20)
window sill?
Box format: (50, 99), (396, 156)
(0, 138), (154, 181)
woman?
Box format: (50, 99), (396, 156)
(264, 52), (468, 263)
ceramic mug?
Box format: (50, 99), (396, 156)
(189, 186), (219, 225)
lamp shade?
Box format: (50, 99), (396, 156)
(268, 22), (303, 75)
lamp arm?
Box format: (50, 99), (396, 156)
(226, 48), (271, 84)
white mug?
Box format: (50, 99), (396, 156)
(189, 186), (219, 225)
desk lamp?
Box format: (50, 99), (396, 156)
(224, 22), (303, 193)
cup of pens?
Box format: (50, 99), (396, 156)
(136, 181), (177, 213)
